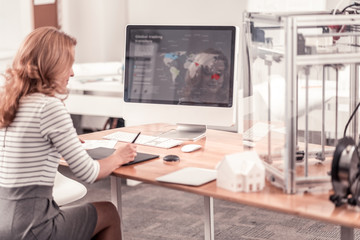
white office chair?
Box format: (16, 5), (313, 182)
(53, 171), (87, 206)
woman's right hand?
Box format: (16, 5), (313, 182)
(112, 143), (137, 167)
(96, 143), (137, 180)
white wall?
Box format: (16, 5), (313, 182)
(0, 0), (33, 52)
(59, 0), (247, 63)
(326, 0), (353, 11)
(0, 0), (33, 50)
(59, 0), (127, 63)
(0, 0), (32, 73)
(247, 0), (326, 12)
(54, 0), (351, 64)
(127, 0), (245, 26)
(58, 0), (332, 65)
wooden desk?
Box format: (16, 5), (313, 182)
(80, 123), (359, 240)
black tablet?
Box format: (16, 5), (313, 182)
(86, 147), (159, 166)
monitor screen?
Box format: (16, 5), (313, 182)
(123, 25), (238, 140)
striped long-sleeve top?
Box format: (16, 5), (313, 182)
(0, 93), (99, 188)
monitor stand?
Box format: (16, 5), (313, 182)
(160, 124), (206, 141)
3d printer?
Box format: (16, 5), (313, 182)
(243, 2), (360, 195)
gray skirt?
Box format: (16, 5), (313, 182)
(0, 185), (97, 240)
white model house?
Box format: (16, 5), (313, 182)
(216, 151), (265, 192)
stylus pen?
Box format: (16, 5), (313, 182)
(131, 132), (141, 143)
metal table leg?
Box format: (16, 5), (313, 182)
(204, 196), (214, 240)
(111, 176), (123, 239)
(340, 226), (354, 240)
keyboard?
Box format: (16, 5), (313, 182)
(242, 122), (273, 142)
(103, 131), (183, 149)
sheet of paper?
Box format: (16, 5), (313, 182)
(82, 140), (117, 149)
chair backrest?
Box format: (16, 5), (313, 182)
(53, 171), (87, 206)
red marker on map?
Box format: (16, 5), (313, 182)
(211, 74), (220, 80)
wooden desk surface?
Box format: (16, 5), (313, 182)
(80, 123), (360, 229)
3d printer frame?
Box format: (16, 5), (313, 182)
(243, 11), (360, 194)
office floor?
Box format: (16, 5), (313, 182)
(58, 165), (360, 240)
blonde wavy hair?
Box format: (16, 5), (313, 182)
(0, 27), (77, 128)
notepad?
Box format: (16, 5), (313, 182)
(156, 167), (217, 186)
(86, 147), (159, 166)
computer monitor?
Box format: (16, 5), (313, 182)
(123, 25), (238, 140)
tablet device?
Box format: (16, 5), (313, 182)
(86, 147), (159, 166)
(156, 167), (217, 186)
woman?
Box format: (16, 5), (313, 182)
(0, 27), (137, 240)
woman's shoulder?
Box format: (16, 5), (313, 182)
(23, 93), (61, 102)
(21, 93), (64, 109)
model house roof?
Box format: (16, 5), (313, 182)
(219, 151), (264, 175)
